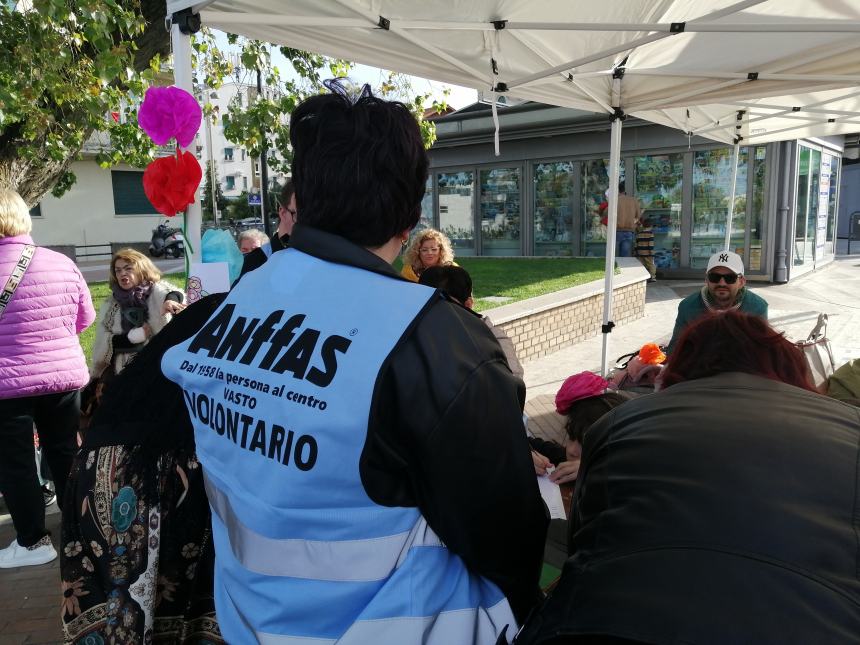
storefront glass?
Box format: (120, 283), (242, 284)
(581, 159), (625, 256)
(806, 148), (821, 264)
(690, 149), (748, 269)
(825, 155), (839, 256)
(795, 147), (811, 266)
(480, 167), (521, 256)
(748, 146), (767, 271)
(636, 153), (684, 269)
(438, 171), (476, 256)
(533, 161), (575, 256)
(418, 176), (433, 232)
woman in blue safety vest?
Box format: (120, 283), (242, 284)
(162, 82), (547, 644)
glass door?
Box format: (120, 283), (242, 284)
(636, 153), (684, 269)
(806, 148), (821, 265)
(794, 146), (811, 267)
(533, 161), (575, 256)
(690, 148), (748, 269)
(479, 167), (521, 256)
(581, 158), (625, 257)
(438, 171), (476, 256)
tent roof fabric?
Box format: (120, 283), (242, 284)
(166, 1), (860, 144)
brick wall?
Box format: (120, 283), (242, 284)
(495, 280), (647, 363)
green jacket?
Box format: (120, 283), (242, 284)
(667, 287), (768, 354)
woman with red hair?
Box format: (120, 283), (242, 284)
(517, 310), (860, 644)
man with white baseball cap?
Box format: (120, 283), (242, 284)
(667, 250), (768, 353)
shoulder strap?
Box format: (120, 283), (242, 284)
(0, 244), (36, 320)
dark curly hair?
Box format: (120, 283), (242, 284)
(289, 80), (429, 248)
(660, 310), (815, 392)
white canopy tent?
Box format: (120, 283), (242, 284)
(165, 0), (860, 374)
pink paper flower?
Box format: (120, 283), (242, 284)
(143, 151), (202, 216)
(138, 86), (202, 148)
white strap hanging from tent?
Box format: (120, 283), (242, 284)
(724, 111), (744, 251)
(488, 27), (502, 156)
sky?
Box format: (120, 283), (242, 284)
(208, 29), (478, 110)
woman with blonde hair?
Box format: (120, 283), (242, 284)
(91, 248), (185, 377)
(401, 227), (456, 281)
(0, 188), (95, 568)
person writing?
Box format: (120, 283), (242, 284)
(162, 82), (547, 644)
(516, 311), (860, 644)
(667, 249), (767, 353)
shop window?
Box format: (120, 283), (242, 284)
(533, 161), (575, 256)
(111, 171), (159, 215)
(691, 149), (747, 269)
(794, 146), (820, 267)
(438, 171), (475, 256)
(418, 176), (433, 232)
(581, 159), (625, 257)
(479, 168), (521, 256)
(748, 146), (767, 271)
(825, 155), (839, 257)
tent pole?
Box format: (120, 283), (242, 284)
(724, 141), (741, 251)
(170, 13), (203, 268)
(600, 109), (623, 377)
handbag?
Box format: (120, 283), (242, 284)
(0, 244), (36, 320)
(797, 313), (835, 390)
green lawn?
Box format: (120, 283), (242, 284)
(393, 257), (609, 312)
(81, 258), (608, 362)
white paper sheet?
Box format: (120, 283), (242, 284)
(186, 261), (231, 303)
(537, 473), (567, 520)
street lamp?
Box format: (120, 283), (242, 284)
(203, 90), (220, 224)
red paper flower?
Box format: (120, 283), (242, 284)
(143, 151), (202, 216)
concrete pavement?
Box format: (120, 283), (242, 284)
(524, 255), (860, 399)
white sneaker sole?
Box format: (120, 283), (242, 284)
(0, 547), (57, 568)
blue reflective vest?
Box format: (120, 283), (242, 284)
(163, 249), (516, 644)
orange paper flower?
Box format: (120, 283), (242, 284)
(143, 151), (202, 216)
(638, 342), (666, 365)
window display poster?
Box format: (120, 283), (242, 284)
(817, 155), (832, 254)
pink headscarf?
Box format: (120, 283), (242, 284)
(555, 371), (610, 415)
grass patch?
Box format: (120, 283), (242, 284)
(81, 274), (185, 365)
(81, 258), (609, 362)
(394, 257), (608, 312)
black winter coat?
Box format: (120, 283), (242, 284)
(517, 372), (860, 645)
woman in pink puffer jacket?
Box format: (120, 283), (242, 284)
(0, 188), (95, 570)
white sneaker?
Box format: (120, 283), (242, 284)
(0, 535), (57, 568)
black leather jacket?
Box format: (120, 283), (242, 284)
(89, 224), (548, 625)
(517, 372), (860, 644)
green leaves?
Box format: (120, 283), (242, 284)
(1, 0), (150, 198)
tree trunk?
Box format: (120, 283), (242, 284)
(0, 148), (86, 209)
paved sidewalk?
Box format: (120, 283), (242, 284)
(525, 255), (860, 399)
(0, 505), (62, 645)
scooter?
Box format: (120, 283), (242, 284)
(149, 221), (185, 258)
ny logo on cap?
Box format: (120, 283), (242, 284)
(719, 253), (729, 262)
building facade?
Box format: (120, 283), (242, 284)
(194, 82), (288, 209)
(423, 102), (845, 282)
